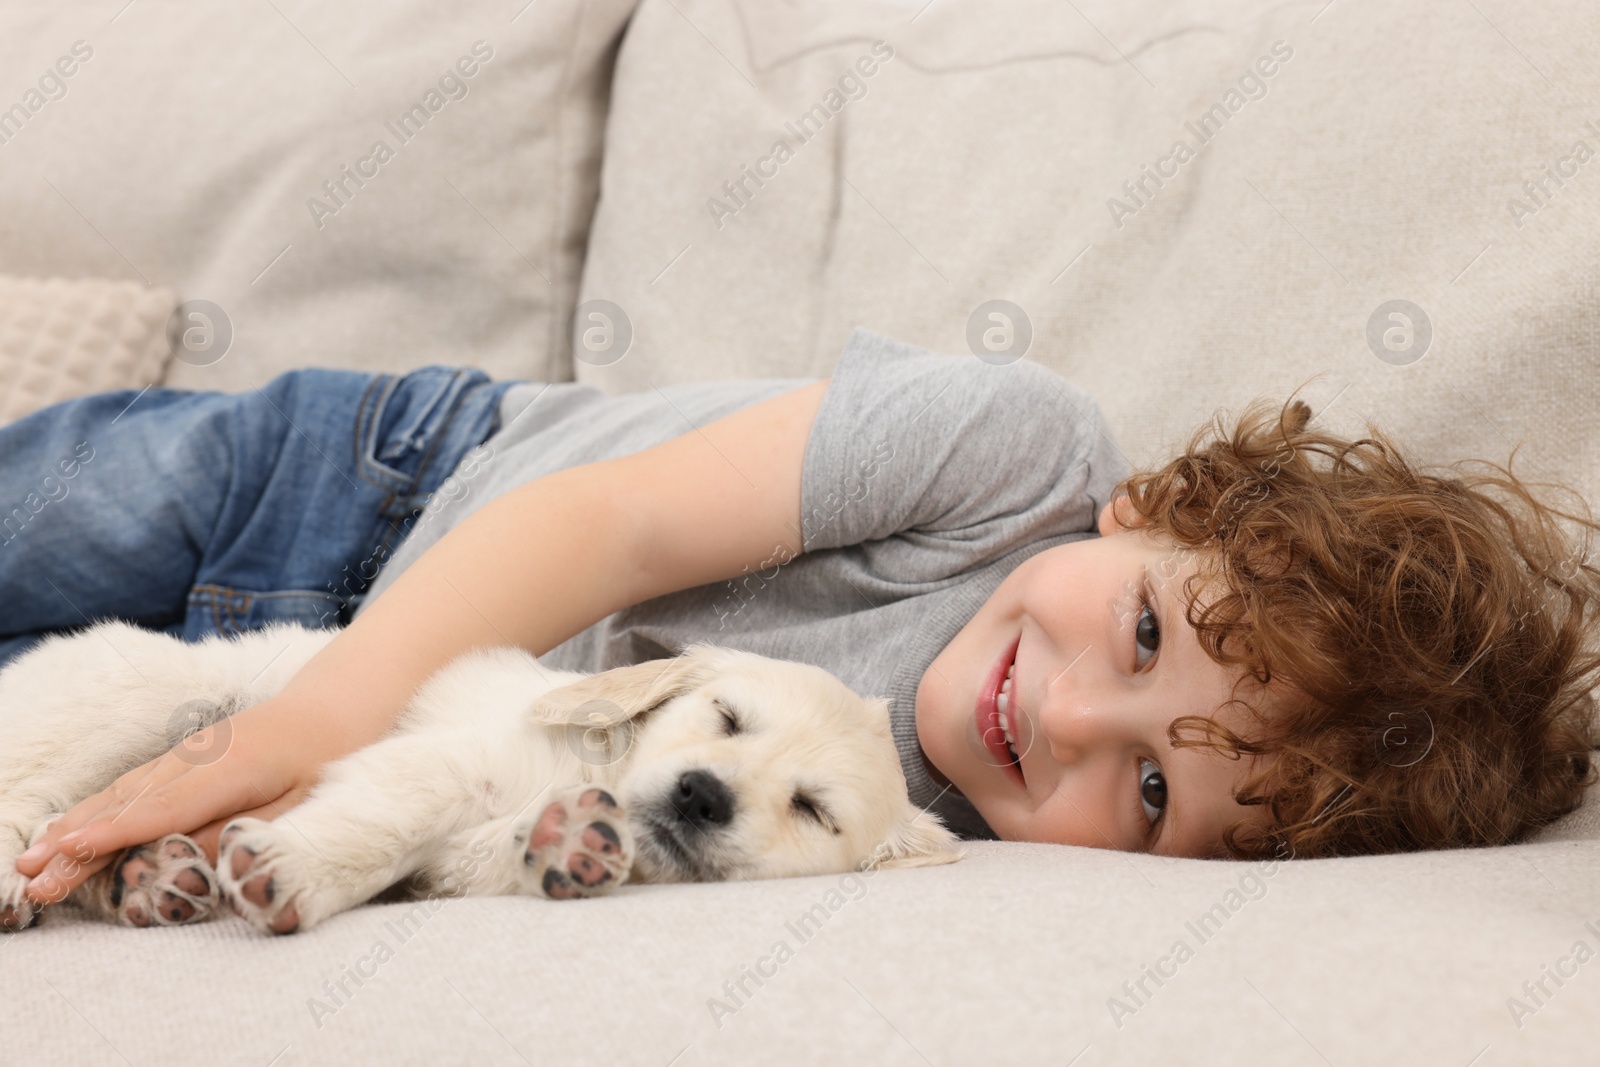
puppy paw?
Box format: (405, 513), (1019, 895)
(0, 867), (41, 932)
(0, 816), (61, 932)
(92, 834), (222, 928)
(216, 819), (305, 935)
(515, 786), (633, 900)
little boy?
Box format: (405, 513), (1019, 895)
(9, 328), (1598, 906)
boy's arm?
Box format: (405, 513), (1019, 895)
(283, 375), (833, 755)
(19, 377), (832, 900)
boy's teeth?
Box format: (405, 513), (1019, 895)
(996, 660), (1019, 749)
(997, 708), (1016, 748)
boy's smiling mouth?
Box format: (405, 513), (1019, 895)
(976, 636), (1026, 786)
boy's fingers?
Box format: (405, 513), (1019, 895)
(22, 755), (270, 901)
(20, 780), (193, 904)
(72, 770), (237, 865)
(13, 759), (173, 876)
(23, 847), (117, 906)
(13, 711), (304, 903)
(17, 718), (257, 877)
(22, 786), (305, 905)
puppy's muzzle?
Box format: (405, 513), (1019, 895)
(671, 769), (734, 829)
(630, 769), (737, 881)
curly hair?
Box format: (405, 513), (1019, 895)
(1109, 393), (1600, 860)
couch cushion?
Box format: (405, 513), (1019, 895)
(576, 0), (1600, 565)
(4, 836), (1596, 1063)
(0, 0), (638, 392)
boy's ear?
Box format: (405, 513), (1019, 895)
(865, 809), (965, 870)
(1098, 493), (1145, 536)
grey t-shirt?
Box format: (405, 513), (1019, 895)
(354, 327), (1131, 838)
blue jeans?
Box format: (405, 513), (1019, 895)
(0, 365), (520, 671)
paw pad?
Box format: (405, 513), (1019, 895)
(107, 834), (220, 928)
(215, 819), (302, 935)
(517, 785), (633, 900)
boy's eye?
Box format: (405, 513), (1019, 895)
(1138, 757), (1168, 827)
(1135, 597), (1161, 670)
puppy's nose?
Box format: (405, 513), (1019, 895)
(672, 770), (734, 828)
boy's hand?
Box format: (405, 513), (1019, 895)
(13, 695), (345, 906)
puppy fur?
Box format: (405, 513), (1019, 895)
(0, 621), (961, 935)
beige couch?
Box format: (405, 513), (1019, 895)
(2, 1), (1597, 1062)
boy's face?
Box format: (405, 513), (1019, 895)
(916, 496), (1277, 857)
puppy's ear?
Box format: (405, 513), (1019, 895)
(529, 643), (728, 728)
(864, 809), (964, 870)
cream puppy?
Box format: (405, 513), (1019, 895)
(0, 621), (961, 935)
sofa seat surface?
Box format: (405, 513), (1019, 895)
(2, 827), (1596, 1065)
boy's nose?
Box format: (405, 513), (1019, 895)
(1031, 657), (1135, 766)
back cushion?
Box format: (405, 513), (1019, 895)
(0, 0), (639, 391)
(577, 0), (1600, 533)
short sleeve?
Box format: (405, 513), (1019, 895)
(799, 327), (1132, 581)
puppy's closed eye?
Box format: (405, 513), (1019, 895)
(792, 792), (840, 835)
(714, 700), (742, 735)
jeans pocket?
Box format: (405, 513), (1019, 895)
(357, 367), (477, 493)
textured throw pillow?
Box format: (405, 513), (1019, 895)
(0, 275), (176, 425)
